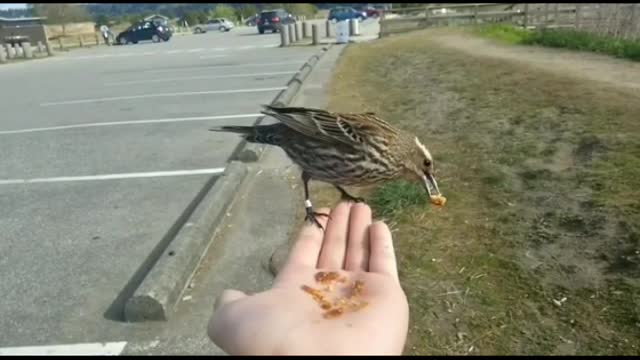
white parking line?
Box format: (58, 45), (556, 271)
(104, 71), (296, 86)
(0, 113), (262, 135)
(187, 48), (205, 53)
(144, 61), (305, 73)
(0, 342), (127, 355)
(0, 168), (226, 185)
(40, 87), (287, 106)
(198, 54), (228, 59)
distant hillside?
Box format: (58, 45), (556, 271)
(0, 3), (372, 20)
(84, 3), (368, 19)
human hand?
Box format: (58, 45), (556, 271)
(207, 202), (409, 355)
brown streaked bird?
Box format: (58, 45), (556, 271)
(209, 105), (441, 228)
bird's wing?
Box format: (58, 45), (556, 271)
(261, 105), (399, 145)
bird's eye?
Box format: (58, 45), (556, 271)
(424, 159), (431, 168)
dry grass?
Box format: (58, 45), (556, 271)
(321, 28), (640, 355)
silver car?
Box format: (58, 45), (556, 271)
(194, 18), (235, 33)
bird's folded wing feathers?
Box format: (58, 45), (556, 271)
(261, 105), (399, 145)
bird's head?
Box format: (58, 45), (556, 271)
(402, 137), (440, 197)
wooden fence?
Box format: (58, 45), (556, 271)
(380, 3), (640, 40)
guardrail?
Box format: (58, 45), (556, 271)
(379, 3), (640, 40)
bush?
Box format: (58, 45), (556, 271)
(474, 23), (532, 44)
(525, 29), (640, 61)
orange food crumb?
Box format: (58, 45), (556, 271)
(430, 195), (447, 207)
(323, 307), (344, 319)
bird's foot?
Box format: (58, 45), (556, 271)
(304, 200), (330, 230)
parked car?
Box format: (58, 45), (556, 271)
(194, 18), (235, 33)
(116, 21), (172, 45)
(328, 7), (367, 22)
(245, 15), (258, 27)
(256, 9), (295, 34)
(354, 5), (382, 18)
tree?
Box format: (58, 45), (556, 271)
(283, 3), (318, 19)
(197, 11), (209, 24)
(94, 14), (110, 27)
(237, 4), (258, 20)
(212, 4), (238, 23)
(182, 11), (199, 27)
(32, 3), (91, 34)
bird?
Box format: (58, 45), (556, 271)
(209, 105), (442, 229)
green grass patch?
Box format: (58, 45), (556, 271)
(473, 23), (532, 44)
(475, 23), (640, 62)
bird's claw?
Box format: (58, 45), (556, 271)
(305, 208), (330, 231)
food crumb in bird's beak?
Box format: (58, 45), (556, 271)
(430, 194), (447, 207)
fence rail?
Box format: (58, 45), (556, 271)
(380, 3), (640, 40)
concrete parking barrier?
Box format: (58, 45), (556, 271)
(294, 22), (301, 42)
(280, 24), (290, 47)
(37, 41), (45, 53)
(22, 42), (33, 59)
(0, 46), (6, 63)
(14, 44), (23, 58)
(312, 24), (319, 45)
(349, 19), (360, 36)
(288, 24), (295, 44)
(58, 38), (64, 51)
(45, 41), (53, 56)
(302, 21), (309, 38)
(95, 32), (100, 45)
(326, 20), (333, 38)
(5, 44), (14, 59)
(79, 35), (84, 47)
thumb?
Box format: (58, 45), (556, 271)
(214, 289), (248, 311)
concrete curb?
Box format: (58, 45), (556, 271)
(229, 44), (333, 163)
(122, 44), (332, 322)
(124, 162), (248, 322)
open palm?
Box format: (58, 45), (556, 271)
(208, 202), (409, 355)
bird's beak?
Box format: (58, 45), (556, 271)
(422, 172), (440, 197)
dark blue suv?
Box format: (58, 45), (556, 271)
(328, 7), (367, 22)
(116, 21), (172, 45)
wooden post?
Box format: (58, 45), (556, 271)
(58, 37), (64, 50)
(523, 4), (529, 28)
(575, 4), (582, 29)
(326, 20), (332, 38)
(630, 4), (638, 39)
(78, 35), (84, 47)
(302, 21), (308, 38)
(543, 3), (549, 28)
(473, 4), (478, 25)
(312, 24), (319, 45)
(95, 32), (100, 45)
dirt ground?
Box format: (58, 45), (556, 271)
(322, 28), (640, 355)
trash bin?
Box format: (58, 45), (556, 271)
(335, 20), (349, 44)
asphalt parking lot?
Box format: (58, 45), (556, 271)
(0, 25), (320, 351)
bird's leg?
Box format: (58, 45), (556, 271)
(302, 172), (329, 230)
(333, 185), (365, 203)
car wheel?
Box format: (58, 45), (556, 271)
(219, 26), (227, 32)
(258, 28), (265, 34)
(119, 37), (128, 45)
(195, 27), (203, 34)
(152, 34), (160, 43)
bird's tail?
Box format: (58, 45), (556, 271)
(208, 125), (254, 135)
(209, 123), (283, 145)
